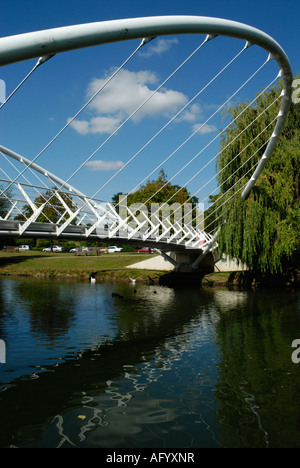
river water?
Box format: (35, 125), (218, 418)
(0, 276), (299, 448)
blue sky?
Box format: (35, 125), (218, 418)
(0, 0), (299, 207)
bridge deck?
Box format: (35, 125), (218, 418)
(0, 220), (203, 252)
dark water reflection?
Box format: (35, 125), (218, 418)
(0, 277), (299, 448)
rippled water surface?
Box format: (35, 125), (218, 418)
(0, 277), (299, 448)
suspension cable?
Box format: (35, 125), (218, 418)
(12, 34), (213, 217)
(152, 84), (281, 219)
(203, 160), (260, 234)
(0, 54), (54, 110)
(196, 139), (272, 233)
(90, 40), (248, 203)
(141, 54), (273, 211)
(0, 39), (145, 196)
(60, 34), (214, 198)
(0, 151), (73, 223)
(155, 105), (279, 233)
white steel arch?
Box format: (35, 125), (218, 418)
(0, 16), (293, 270)
(0, 16), (293, 199)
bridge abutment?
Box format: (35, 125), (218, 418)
(157, 250), (215, 287)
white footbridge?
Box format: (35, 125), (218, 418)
(0, 16), (292, 271)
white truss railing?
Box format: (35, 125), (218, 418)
(0, 171), (211, 252)
(0, 16), (293, 267)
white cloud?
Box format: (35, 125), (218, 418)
(192, 123), (217, 135)
(85, 160), (125, 171)
(88, 69), (187, 121)
(176, 103), (202, 123)
(139, 38), (179, 57)
(68, 119), (90, 135)
(70, 116), (122, 135)
(69, 68), (189, 135)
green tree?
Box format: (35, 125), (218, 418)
(212, 79), (299, 275)
(15, 187), (77, 224)
(0, 185), (13, 219)
(113, 169), (199, 218)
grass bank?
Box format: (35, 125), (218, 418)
(0, 252), (297, 289)
(0, 251), (235, 285)
(0, 251), (168, 283)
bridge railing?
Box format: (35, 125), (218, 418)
(0, 179), (213, 250)
(0, 16), (292, 262)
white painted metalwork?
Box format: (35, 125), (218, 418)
(0, 16), (293, 269)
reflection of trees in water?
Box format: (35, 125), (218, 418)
(11, 278), (77, 339)
(75, 305), (222, 448)
(0, 281), (7, 337)
(110, 283), (221, 343)
(21, 287), (223, 448)
(111, 285), (176, 339)
(0, 283), (219, 447)
(214, 289), (300, 448)
(0, 279), (299, 448)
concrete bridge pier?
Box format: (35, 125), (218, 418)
(156, 249), (215, 287)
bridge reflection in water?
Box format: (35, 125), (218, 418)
(0, 277), (299, 448)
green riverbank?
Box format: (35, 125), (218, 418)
(0, 251), (233, 286)
(1, 251), (296, 288)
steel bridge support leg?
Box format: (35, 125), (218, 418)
(154, 249), (180, 269)
(154, 248), (215, 274)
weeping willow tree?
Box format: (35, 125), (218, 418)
(212, 79), (299, 275)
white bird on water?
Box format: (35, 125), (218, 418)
(90, 276), (96, 284)
(129, 277), (136, 285)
